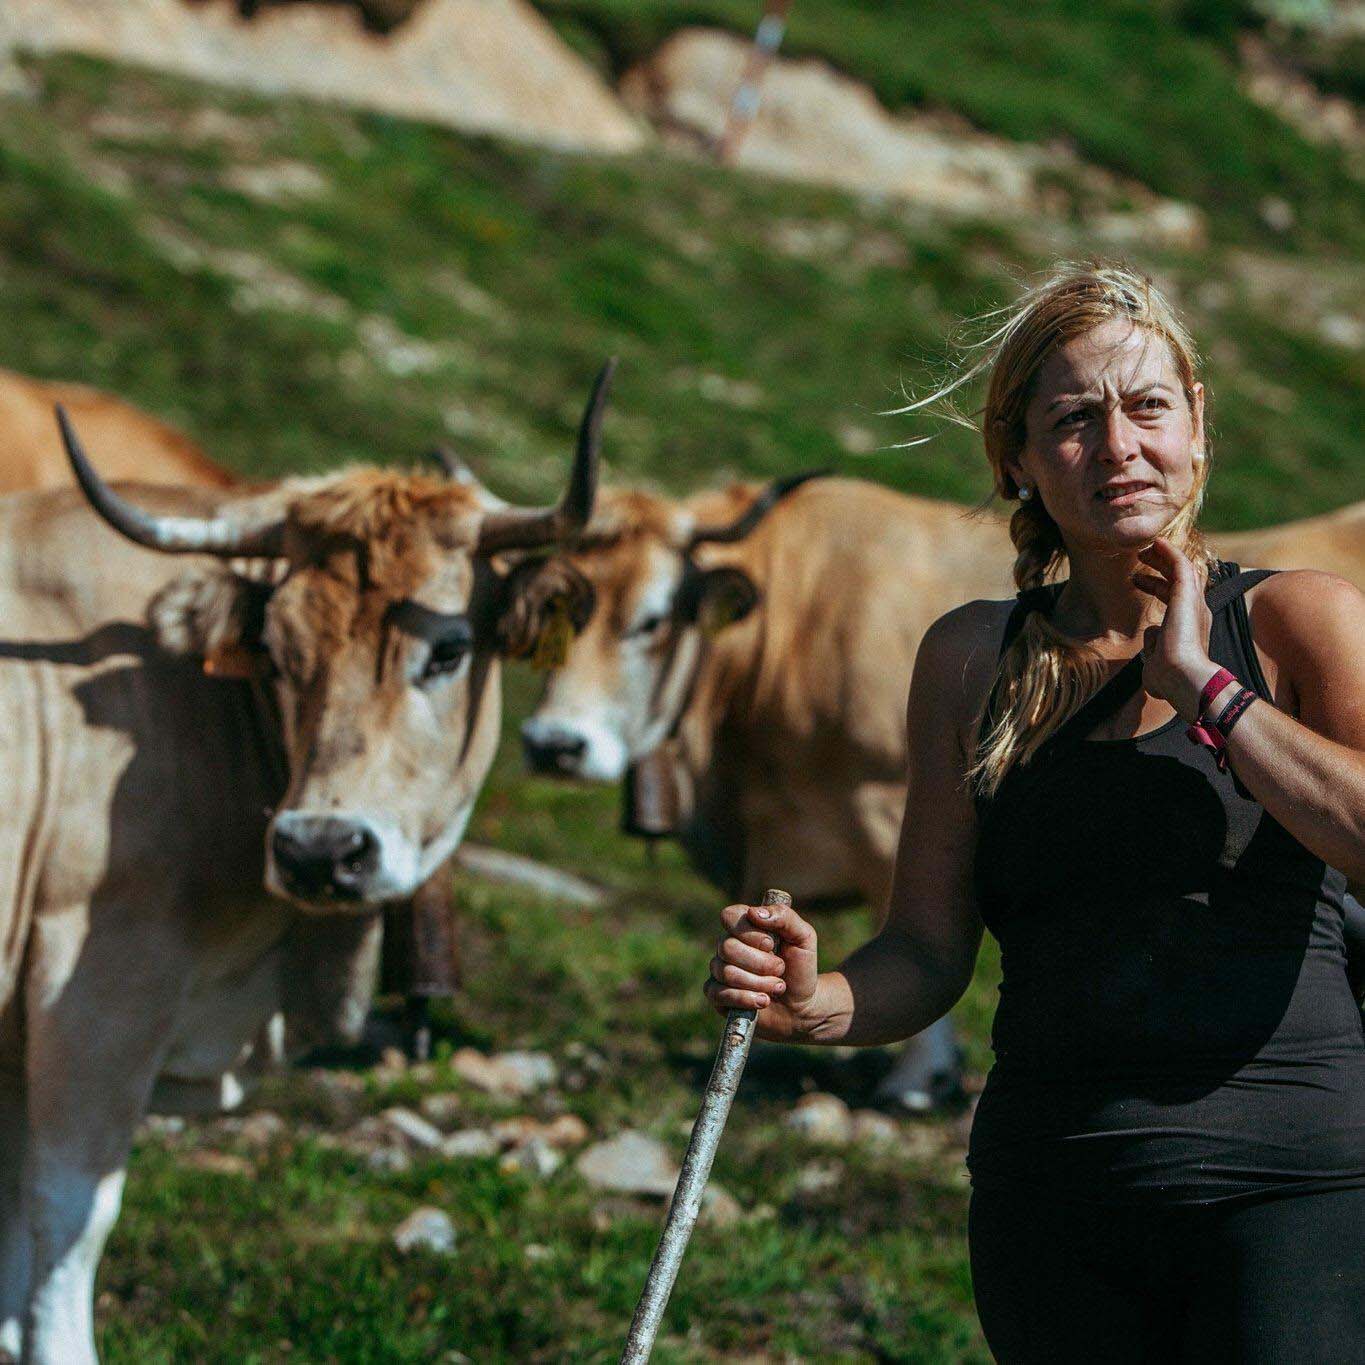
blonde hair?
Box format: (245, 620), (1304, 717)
(899, 261), (1215, 796)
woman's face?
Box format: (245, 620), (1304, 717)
(1007, 318), (1204, 556)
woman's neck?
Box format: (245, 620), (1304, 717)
(1053, 543), (1164, 645)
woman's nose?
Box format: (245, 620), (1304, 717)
(1099, 406), (1141, 462)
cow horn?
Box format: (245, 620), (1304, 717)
(685, 469), (829, 551)
(426, 445), (511, 511)
(56, 405), (286, 557)
(474, 358), (614, 556)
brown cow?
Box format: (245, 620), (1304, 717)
(0, 366), (465, 1065)
(519, 474), (1365, 1109)
(0, 368), (606, 1364)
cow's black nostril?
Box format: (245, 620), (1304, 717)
(272, 817), (380, 900)
(523, 733), (587, 774)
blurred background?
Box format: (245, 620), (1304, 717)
(0, 1), (1361, 1359)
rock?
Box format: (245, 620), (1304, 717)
(182, 1150), (254, 1178)
(490, 1116), (542, 1150)
(376, 1046), (409, 1075)
(380, 1106), (445, 1151)
(235, 1110), (287, 1148)
(441, 1128), (499, 1159)
(2, 0), (645, 154)
(419, 1092), (464, 1127)
(451, 1047), (556, 1097)
(303, 1068), (367, 1123)
(392, 1206), (457, 1256)
(620, 27), (1200, 242)
(850, 1110), (900, 1147)
(455, 843), (608, 905)
(539, 1113), (590, 1149)
(576, 1131), (678, 1198)
(139, 1114), (186, 1140)
(785, 1093), (853, 1146)
(524, 1243), (552, 1263)
(794, 1160), (845, 1194)
(493, 1050), (558, 1094)
(698, 1183), (743, 1229)
(500, 1137), (562, 1179)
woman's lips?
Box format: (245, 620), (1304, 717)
(1095, 481), (1155, 506)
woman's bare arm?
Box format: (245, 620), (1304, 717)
(705, 599), (1002, 1045)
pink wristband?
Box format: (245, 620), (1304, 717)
(1197, 667), (1236, 719)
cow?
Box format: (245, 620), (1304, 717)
(0, 366), (473, 1066)
(517, 470), (1365, 1110)
(0, 367), (235, 493)
(518, 475), (1015, 1110)
(0, 365), (608, 1365)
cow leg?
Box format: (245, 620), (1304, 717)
(22, 910), (187, 1365)
(874, 1017), (965, 1113)
(0, 1046), (29, 1363)
(382, 863), (460, 1061)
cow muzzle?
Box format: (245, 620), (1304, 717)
(269, 813), (385, 905)
(520, 715), (627, 781)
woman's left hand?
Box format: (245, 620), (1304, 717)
(1133, 538), (1218, 723)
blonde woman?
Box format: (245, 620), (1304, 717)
(706, 263), (1365, 1359)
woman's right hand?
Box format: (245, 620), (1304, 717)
(703, 899), (822, 1043)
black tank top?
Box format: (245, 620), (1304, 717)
(969, 563), (1365, 1206)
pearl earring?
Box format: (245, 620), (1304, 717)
(1018, 485), (1032, 501)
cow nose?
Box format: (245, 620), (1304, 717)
(270, 815), (381, 901)
(522, 726), (587, 775)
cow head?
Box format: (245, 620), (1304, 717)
(518, 471), (821, 782)
(55, 362), (612, 909)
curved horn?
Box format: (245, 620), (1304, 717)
(56, 405), (286, 557)
(425, 445), (511, 512)
(474, 357), (614, 556)
(685, 468), (829, 551)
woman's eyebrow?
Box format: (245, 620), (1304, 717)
(1045, 380), (1175, 412)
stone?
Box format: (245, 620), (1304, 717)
(698, 1183), (743, 1229)
(419, 1092), (464, 1127)
(499, 1137), (562, 1179)
(794, 1161), (845, 1195)
(784, 1093), (853, 1146)
(539, 1113), (590, 1149)
(451, 1047), (557, 1097)
(576, 1131), (677, 1198)
(392, 1206), (457, 1256)
(850, 1110), (900, 1147)
(441, 1128), (499, 1159)
(490, 1116), (542, 1149)
(235, 1110), (287, 1148)
(182, 1150), (254, 1178)
(380, 1106), (445, 1151)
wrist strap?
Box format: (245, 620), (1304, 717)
(1213, 687), (1257, 744)
(1197, 667), (1236, 720)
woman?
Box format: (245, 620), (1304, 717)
(705, 263), (1365, 1359)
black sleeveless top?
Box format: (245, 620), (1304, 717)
(969, 563), (1365, 1206)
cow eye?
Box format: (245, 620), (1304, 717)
(630, 613), (668, 639)
(420, 626), (473, 683)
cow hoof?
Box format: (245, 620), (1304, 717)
(873, 1069), (967, 1116)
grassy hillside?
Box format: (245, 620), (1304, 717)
(543, 0), (1365, 255)
(0, 33), (1357, 1362)
(2, 53), (1362, 529)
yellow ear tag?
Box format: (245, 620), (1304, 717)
(531, 596), (576, 672)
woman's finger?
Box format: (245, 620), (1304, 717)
(1142, 625), (1161, 656)
(717, 936), (785, 976)
(702, 976), (769, 1011)
(744, 900), (817, 951)
(1132, 572), (1170, 603)
(713, 958), (785, 996)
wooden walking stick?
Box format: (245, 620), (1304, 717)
(620, 888), (791, 1364)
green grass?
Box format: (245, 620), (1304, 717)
(541, 0), (1365, 255)
(0, 35), (1353, 1361)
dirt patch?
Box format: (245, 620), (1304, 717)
(621, 28), (1205, 249)
(1240, 32), (1364, 159)
(3, 0), (645, 153)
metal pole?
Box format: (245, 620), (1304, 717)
(715, 1), (793, 165)
(619, 888), (791, 1364)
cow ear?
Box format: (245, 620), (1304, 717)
(686, 567), (759, 637)
(147, 566), (272, 678)
(496, 557), (595, 669)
